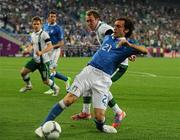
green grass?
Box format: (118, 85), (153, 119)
(0, 57), (180, 140)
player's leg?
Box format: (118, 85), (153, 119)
(54, 71), (71, 90)
(35, 92), (79, 137)
(71, 91), (92, 120)
(111, 64), (128, 82)
(39, 62), (60, 96)
(19, 59), (36, 93)
(107, 91), (126, 128)
(35, 68), (88, 137)
(92, 71), (117, 133)
(51, 49), (71, 90)
(93, 93), (117, 133)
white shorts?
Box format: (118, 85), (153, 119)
(49, 48), (61, 69)
(68, 65), (112, 110)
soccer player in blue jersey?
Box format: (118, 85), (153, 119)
(71, 10), (135, 128)
(43, 11), (71, 96)
(35, 17), (147, 136)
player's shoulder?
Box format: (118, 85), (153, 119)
(54, 24), (62, 29)
(99, 22), (113, 30)
(103, 35), (112, 42)
(98, 21), (113, 35)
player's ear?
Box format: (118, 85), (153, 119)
(124, 29), (129, 34)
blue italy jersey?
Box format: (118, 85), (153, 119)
(88, 35), (140, 75)
(43, 23), (64, 45)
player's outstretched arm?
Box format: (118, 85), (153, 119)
(118, 39), (148, 54)
(128, 43), (148, 54)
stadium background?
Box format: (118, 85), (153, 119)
(0, 0), (179, 57)
(0, 0), (180, 140)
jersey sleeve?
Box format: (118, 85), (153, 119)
(99, 24), (114, 36)
(42, 31), (51, 44)
(57, 26), (64, 41)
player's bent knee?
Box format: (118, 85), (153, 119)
(43, 80), (49, 85)
(63, 93), (78, 106)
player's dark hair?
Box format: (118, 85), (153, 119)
(86, 9), (100, 19)
(32, 16), (42, 23)
(116, 17), (134, 38)
(48, 11), (57, 16)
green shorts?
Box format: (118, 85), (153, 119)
(25, 59), (50, 81)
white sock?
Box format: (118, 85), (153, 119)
(59, 100), (67, 109)
(112, 104), (122, 114)
(23, 74), (32, 86)
(82, 103), (91, 114)
(48, 79), (54, 86)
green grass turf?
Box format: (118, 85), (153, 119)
(0, 57), (180, 140)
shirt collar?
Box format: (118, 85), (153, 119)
(48, 22), (57, 26)
(35, 29), (42, 35)
(95, 21), (102, 31)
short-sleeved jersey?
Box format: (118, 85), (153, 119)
(95, 21), (114, 45)
(88, 35), (140, 75)
(43, 23), (64, 45)
(95, 21), (129, 66)
(30, 29), (51, 63)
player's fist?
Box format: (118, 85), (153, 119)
(118, 37), (128, 47)
(128, 55), (136, 62)
(22, 48), (29, 55)
(36, 51), (42, 56)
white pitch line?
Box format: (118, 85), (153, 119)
(128, 71), (157, 77)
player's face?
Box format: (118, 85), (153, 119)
(48, 14), (57, 24)
(86, 15), (99, 31)
(32, 20), (41, 32)
(114, 20), (127, 38)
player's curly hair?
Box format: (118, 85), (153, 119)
(86, 9), (100, 19)
(116, 18), (134, 38)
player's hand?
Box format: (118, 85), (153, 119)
(128, 55), (136, 62)
(118, 38), (129, 47)
(22, 48), (29, 55)
(36, 51), (42, 56)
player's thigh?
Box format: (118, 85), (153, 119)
(68, 66), (92, 97)
(38, 62), (50, 81)
(50, 49), (60, 69)
(21, 59), (37, 74)
(92, 75), (112, 110)
(92, 91), (109, 111)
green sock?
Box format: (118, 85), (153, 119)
(83, 96), (92, 104)
(108, 98), (116, 108)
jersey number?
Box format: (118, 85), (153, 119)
(101, 44), (112, 52)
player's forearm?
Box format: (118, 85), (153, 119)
(53, 40), (64, 49)
(129, 43), (148, 54)
(41, 44), (53, 54)
(24, 44), (33, 53)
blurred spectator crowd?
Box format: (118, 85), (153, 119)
(0, 0), (179, 56)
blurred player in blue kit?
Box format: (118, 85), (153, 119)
(35, 17), (147, 136)
(43, 11), (71, 96)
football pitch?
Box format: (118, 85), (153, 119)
(0, 57), (180, 140)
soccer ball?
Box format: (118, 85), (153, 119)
(42, 121), (61, 140)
